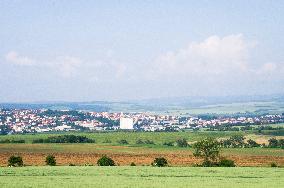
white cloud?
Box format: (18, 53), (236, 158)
(4, 51), (82, 78)
(5, 51), (35, 66)
(154, 34), (251, 75)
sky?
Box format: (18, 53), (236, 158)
(0, 0), (284, 102)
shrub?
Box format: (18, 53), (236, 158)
(271, 162), (278, 167)
(176, 138), (188, 147)
(163, 141), (174, 146)
(45, 155), (56, 166)
(279, 139), (284, 149)
(8, 155), (23, 167)
(136, 139), (144, 144)
(219, 159), (235, 167)
(130, 162), (136, 166)
(0, 139), (25, 143)
(136, 139), (154, 145)
(32, 135), (95, 143)
(268, 138), (278, 148)
(152, 157), (168, 167)
(32, 138), (44, 143)
(247, 139), (260, 147)
(69, 163), (76, 166)
(97, 155), (115, 166)
(117, 139), (128, 145)
(144, 139), (155, 145)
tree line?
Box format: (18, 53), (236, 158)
(32, 135), (95, 143)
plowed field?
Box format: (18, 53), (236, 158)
(0, 144), (283, 166)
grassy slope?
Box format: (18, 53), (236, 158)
(0, 166), (283, 188)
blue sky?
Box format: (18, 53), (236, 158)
(0, 0), (284, 102)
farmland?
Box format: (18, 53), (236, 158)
(0, 143), (284, 167)
(0, 131), (244, 144)
(0, 166), (283, 188)
(0, 131), (283, 167)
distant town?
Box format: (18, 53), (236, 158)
(0, 108), (283, 134)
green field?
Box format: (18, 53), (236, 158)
(0, 143), (283, 157)
(140, 101), (284, 115)
(0, 166), (283, 188)
(0, 131), (243, 144)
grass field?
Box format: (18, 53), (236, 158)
(0, 166), (283, 188)
(0, 131), (243, 144)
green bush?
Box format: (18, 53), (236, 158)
(117, 139), (128, 144)
(0, 139), (25, 143)
(97, 156), (115, 166)
(8, 155), (23, 167)
(246, 139), (260, 148)
(268, 138), (278, 148)
(152, 157), (168, 167)
(136, 139), (144, 144)
(33, 135), (95, 143)
(69, 163), (76, 166)
(219, 159), (235, 167)
(45, 155), (56, 166)
(130, 162), (136, 166)
(176, 138), (188, 147)
(271, 162), (278, 167)
(144, 139), (155, 145)
(136, 139), (154, 145)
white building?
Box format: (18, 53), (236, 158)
(120, 117), (134, 129)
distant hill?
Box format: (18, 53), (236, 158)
(1, 94), (284, 115)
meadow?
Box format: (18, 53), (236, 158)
(0, 166), (283, 188)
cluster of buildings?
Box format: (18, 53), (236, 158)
(0, 108), (284, 134)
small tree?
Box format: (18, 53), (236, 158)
(97, 155), (115, 166)
(193, 138), (220, 166)
(176, 138), (188, 147)
(268, 138), (278, 148)
(8, 155), (23, 167)
(45, 155), (56, 166)
(247, 139), (260, 147)
(152, 157), (168, 167)
(130, 162), (136, 166)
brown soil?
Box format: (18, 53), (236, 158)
(1, 152), (283, 167)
